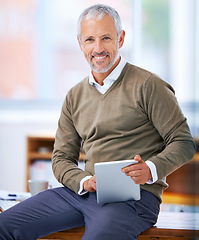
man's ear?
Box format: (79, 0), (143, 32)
(118, 30), (125, 49)
(77, 36), (83, 51)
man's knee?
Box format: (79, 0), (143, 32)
(83, 202), (138, 240)
(0, 212), (15, 240)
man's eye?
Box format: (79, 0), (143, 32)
(103, 37), (111, 40)
(85, 38), (93, 42)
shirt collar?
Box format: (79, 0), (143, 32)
(89, 57), (127, 86)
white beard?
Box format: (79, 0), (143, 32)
(89, 51), (119, 73)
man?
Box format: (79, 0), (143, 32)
(0, 4), (195, 240)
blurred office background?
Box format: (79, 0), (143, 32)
(0, 0), (198, 192)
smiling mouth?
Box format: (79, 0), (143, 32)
(91, 51), (110, 61)
(94, 56), (107, 60)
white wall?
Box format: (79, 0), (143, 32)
(0, 110), (59, 192)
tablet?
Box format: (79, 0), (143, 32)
(94, 160), (140, 204)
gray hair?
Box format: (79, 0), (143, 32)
(77, 4), (122, 39)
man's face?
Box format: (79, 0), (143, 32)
(78, 14), (124, 74)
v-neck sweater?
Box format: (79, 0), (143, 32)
(52, 63), (195, 202)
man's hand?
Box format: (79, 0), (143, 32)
(122, 155), (152, 185)
(83, 175), (96, 192)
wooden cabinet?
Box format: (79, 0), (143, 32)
(26, 134), (55, 191)
(164, 138), (199, 204)
(163, 153), (199, 205)
(26, 133), (84, 191)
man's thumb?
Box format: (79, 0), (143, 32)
(134, 155), (144, 163)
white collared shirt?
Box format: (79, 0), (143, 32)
(89, 56), (127, 94)
(78, 57), (158, 195)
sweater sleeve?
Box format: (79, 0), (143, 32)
(52, 94), (92, 194)
(142, 75), (196, 181)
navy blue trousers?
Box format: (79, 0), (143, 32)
(0, 187), (160, 240)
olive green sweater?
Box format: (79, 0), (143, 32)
(52, 63), (195, 202)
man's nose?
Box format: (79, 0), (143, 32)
(94, 39), (104, 53)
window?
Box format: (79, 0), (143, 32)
(131, 0), (198, 136)
(0, 0), (133, 102)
